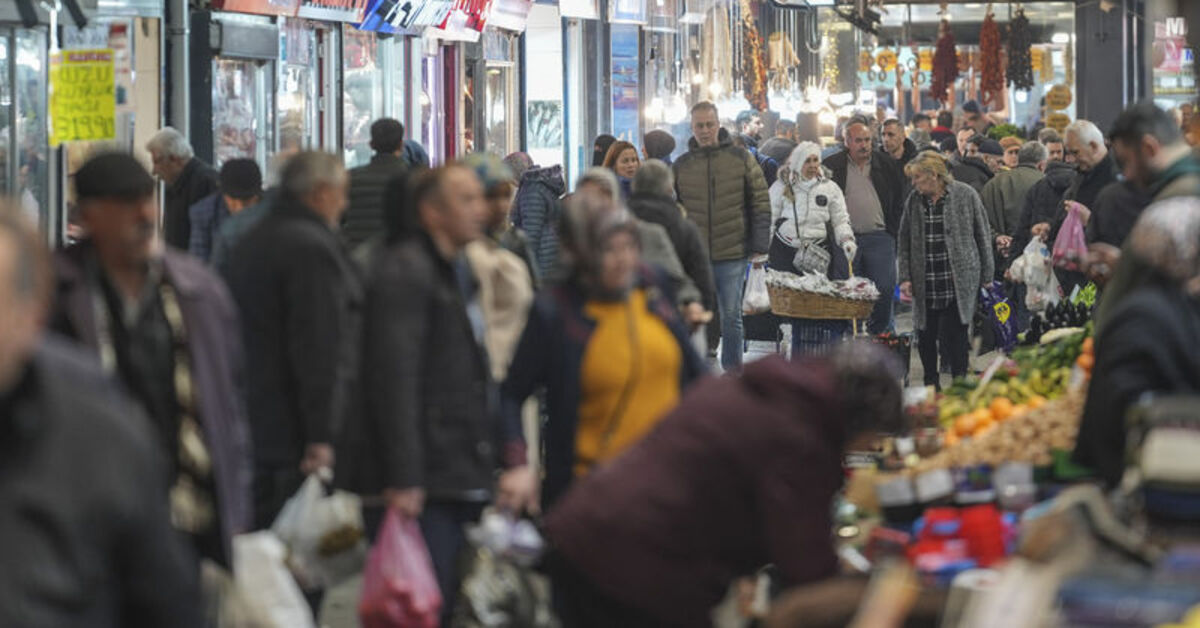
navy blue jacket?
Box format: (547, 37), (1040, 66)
(501, 268), (707, 509)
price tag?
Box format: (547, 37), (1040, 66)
(876, 49), (898, 72)
(918, 48), (934, 71)
(1046, 112), (1071, 132)
(50, 49), (116, 146)
(1045, 84), (1073, 111)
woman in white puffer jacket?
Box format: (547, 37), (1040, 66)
(767, 141), (859, 355)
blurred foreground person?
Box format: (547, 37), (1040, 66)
(226, 152), (362, 528)
(500, 189), (706, 513)
(545, 343), (903, 628)
(1074, 197), (1200, 487)
(51, 153), (252, 569)
(0, 204), (202, 627)
(342, 165), (522, 625)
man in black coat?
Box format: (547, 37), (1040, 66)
(1008, 159), (1077, 266)
(950, 135), (996, 194)
(1086, 180), (1152, 247)
(628, 159), (716, 318)
(146, 127), (218, 250)
(226, 152), (363, 529)
(342, 118), (410, 250)
(0, 207), (202, 628)
(824, 117), (906, 334)
(340, 165), (522, 625)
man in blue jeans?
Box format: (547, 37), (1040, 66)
(674, 102), (771, 370)
(824, 117), (906, 334)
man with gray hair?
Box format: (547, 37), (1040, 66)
(981, 141), (1048, 261)
(146, 127), (218, 250)
(629, 159), (715, 320)
(226, 152), (363, 540)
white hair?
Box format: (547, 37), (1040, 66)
(631, 159), (674, 198)
(145, 127), (194, 160)
(280, 151), (345, 200)
(577, 167), (622, 202)
(1064, 120), (1103, 147)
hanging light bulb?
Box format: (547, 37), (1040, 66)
(709, 80), (724, 96)
(691, 73), (704, 86)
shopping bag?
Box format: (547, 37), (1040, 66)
(979, 281), (1018, 354)
(1051, 201), (1088, 272)
(453, 510), (555, 628)
(743, 263), (770, 315)
(232, 531), (317, 628)
(271, 474), (367, 591)
(359, 509), (442, 628)
(1010, 238), (1060, 313)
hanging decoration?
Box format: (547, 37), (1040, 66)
(930, 16), (959, 105)
(979, 6), (1003, 105)
(1007, 6), (1034, 91)
(740, 0), (768, 111)
(1064, 36), (1075, 86)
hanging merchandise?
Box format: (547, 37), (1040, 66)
(1007, 6), (1034, 91)
(768, 32), (801, 92)
(701, 5), (733, 100)
(931, 17), (959, 105)
(979, 7), (1003, 106)
(1065, 41), (1074, 87)
(740, 0), (768, 111)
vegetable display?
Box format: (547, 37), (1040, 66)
(1007, 7), (1034, 91)
(979, 9), (1004, 107)
(930, 18), (959, 105)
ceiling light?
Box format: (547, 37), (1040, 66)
(1051, 32), (1070, 44)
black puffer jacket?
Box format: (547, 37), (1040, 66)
(950, 157), (994, 194)
(1009, 160), (1076, 264)
(628, 191), (717, 310)
(343, 153), (409, 250)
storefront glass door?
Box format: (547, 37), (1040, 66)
(280, 19), (319, 152)
(212, 57), (275, 168)
(0, 27), (50, 233)
(342, 26), (384, 167)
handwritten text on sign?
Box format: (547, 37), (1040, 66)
(50, 49), (116, 146)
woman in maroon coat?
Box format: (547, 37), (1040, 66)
(544, 342), (905, 627)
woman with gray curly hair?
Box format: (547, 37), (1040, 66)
(1073, 196), (1200, 487)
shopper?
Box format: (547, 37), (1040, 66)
(577, 168), (701, 308)
(50, 152), (252, 571)
(1009, 150), (1077, 266)
(544, 343), (904, 628)
(499, 188), (707, 513)
(146, 127), (218, 250)
(628, 159), (716, 319)
(511, 162), (567, 279)
(0, 204), (204, 628)
(956, 128), (976, 160)
(1074, 197), (1200, 488)
(981, 141), (1047, 263)
(1063, 119), (1119, 211)
(824, 116), (905, 335)
(189, 158), (262, 263)
(912, 113), (933, 134)
(1086, 181), (1153, 248)
(342, 118), (411, 250)
(602, 140), (641, 200)
(736, 110), (765, 143)
(462, 153), (538, 286)
(769, 142), (857, 355)
(898, 152), (994, 386)
(642, 130), (677, 164)
(962, 100), (994, 136)
(674, 101), (771, 371)
(211, 141), (301, 275)
(1038, 129), (1067, 163)
(950, 135), (995, 193)
(341, 165), (520, 625)
(592, 134), (617, 168)
(931, 111), (955, 144)
(881, 118), (918, 167)
(760, 122), (799, 167)
(403, 137), (431, 170)
(977, 138), (1007, 175)
(226, 152), (363, 529)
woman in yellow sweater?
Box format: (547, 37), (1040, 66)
(499, 188), (707, 511)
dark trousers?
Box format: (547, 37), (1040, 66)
(421, 500), (485, 627)
(551, 554), (664, 628)
(852, 231), (897, 334)
(919, 303), (970, 387)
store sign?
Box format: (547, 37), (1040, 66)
(875, 49), (897, 72)
(487, 0), (531, 31)
(918, 49), (933, 72)
(357, 0), (453, 32)
(49, 49), (116, 146)
(1046, 113), (1071, 133)
(558, 0), (599, 20)
(213, 0), (300, 16)
(296, 0), (368, 22)
(1045, 84), (1072, 111)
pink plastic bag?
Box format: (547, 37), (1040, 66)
(1052, 201), (1088, 272)
(358, 510), (442, 628)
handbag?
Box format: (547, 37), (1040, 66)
(786, 188), (831, 274)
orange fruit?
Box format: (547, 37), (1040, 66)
(974, 422), (996, 438)
(1011, 404), (1030, 417)
(1082, 337), (1094, 354)
(1077, 354), (1095, 371)
(990, 398), (1015, 422)
(955, 414), (977, 436)
(1029, 395), (1048, 409)
(944, 431), (960, 447)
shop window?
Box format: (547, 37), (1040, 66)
(522, 3), (564, 169)
(342, 26), (384, 168)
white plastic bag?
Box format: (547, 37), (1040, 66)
(742, 264), (770, 315)
(1009, 239), (1060, 313)
(271, 474), (367, 590)
(232, 532), (316, 628)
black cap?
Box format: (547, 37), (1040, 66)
(643, 130), (676, 160)
(219, 158), (263, 200)
(979, 139), (1004, 156)
(962, 100), (982, 115)
(74, 152), (155, 202)
(939, 136), (958, 153)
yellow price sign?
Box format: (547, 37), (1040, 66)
(859, 51), (873, 72)
(918, 49), (933, 71)
(1046, 84), (1073, 111)
(875, 49), (898, 72)
(50, 49), (116, 146)
(1046, 112), (1071, 132)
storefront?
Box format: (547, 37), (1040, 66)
(0, 18), (51, 234)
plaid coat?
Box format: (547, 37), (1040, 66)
(898, 181), (995, 330)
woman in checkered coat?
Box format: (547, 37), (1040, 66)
(898, 152), (994, 387)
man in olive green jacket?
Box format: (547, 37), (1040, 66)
(673, 101), (771, 371)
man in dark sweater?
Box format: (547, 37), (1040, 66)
(342, 118), (410, 250)
(147, 127), (218, 250)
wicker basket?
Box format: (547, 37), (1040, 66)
(768, 282), (876, 320)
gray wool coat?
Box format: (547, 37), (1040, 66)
(898, 180), (995, 330)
